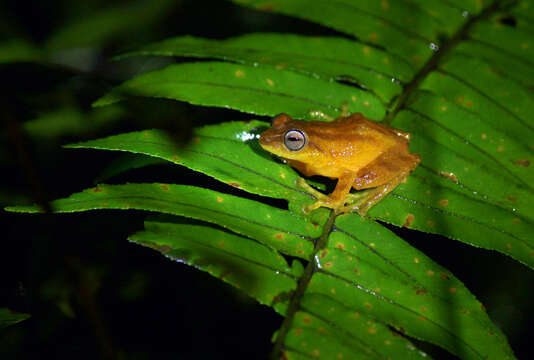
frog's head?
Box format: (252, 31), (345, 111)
(259, 113), (320, 161)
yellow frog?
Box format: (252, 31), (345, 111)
(259, 113), (420, 215)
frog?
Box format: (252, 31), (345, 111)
(259, 112), (420, 215)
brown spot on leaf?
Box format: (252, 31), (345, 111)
(440, 273), (450, 280)
(427, 220), (435, 227)
(143, 132), (150, 137)
(275, 233), (284, 240)
(353, 312), (360, 319)
(229, 182), (241, 188)
(413, 257), (420, 264)
(497, 145), (505, 152)
(439, 199), (449, 207)
(427, 270), (435, 276)
(461, 309), (470, 315)
(336, 243), (345, 250)
(369, 33), (378, 40)
(465, 100), (472, 107)
(157, 245), (172, 254)
(294, 328), (302, 336)
(93, 187), (103, 192)
(420, 306), (427, 312)
(219, 241), (225, 247)
(160, 184), (169, 191)
(369, 327), (376, 334)
(266, 78), (274, 86)
(235, 70), (245, 77)
(416, 289), (427, 295)
(324, 262), (333, 269)
(365, 303), (372, 309)
(449, 287), (457, 293)
(418, 316), (426, 321)
(320, 249), (328, 258)
(331, 288), (336, 295)
(512, 218), (520, 224)
(216, 196), (223, 203)
(312, 349), (320, 357)
(506, 243), (512, 249)
(403, 214), (415, 227)
(514, 159), (530, 167)
(303, 316), (311, 324)
(354, 268), (360, 275)
(507, 195), (517, 202)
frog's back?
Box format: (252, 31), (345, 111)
(309, 114), (405, 170)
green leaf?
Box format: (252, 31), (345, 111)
(6, 183), (318, 258)
(94, 61), (386, 121)
(0, 40), (42, 64)
(117, 33), (410, 103)
(229, 0), (442, 66)
(129, 219), (299, 307)
(0, 308), (30, 329)
(23, 106), (123, 139)
(45, 0), (178, 51)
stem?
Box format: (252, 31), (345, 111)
(384, 0), (507, 125)
(270, 210), (337, 360)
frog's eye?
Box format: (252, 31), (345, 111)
(284, 130), (306, 151)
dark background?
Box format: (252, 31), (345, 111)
(1, 0), (532, 359)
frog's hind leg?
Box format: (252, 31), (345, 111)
(343, 152), (420, 216)
(343, 168), (412, 215)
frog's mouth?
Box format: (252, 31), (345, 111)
(258, 133), (281, 149)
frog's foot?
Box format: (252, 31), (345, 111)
(336, 190), (375, 216)
(296, 178), (342, 213)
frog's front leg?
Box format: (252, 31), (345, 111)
(299, 173), (357, 214)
